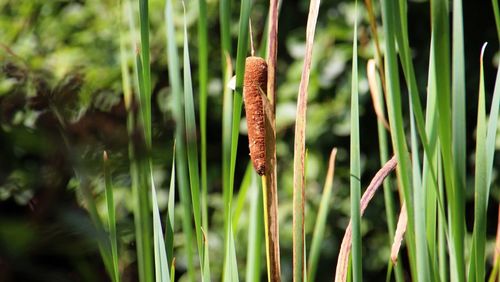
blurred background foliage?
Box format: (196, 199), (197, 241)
(0, 0), (499, 281)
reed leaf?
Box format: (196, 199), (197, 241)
(182, 4), (210, 279)
(246, 171), (264, 282)
(164, 0), (194, 278)
(197, 0), (209, 260)
(379, 0), (416, 279)
(152, 170), (170, 282)
(292, 0), (321, 279)
(307, 148), (337, 282)
(103, 152), (120, 282)
(165, 143), (176, 268)
(367, 59), (404, 282)
(334, 156), (398, 282)
(470, 43), (489, 282)
(223, 0), (252, 277)
(349, 2), (362, 280)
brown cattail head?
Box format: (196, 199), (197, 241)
(243, 56), (268, 175)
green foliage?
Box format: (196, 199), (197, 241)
(349, 2), (361, 280)
(0, 0), (499, 281)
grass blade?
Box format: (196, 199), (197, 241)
(219, 0), (233, 218)
(429, 2), (467, 281)
(164, 0), (194, 279)
(122, 3), (153, 281)
(223, 0), (251, 277)
(488, 204), (500, 282)
(165, 144), (176, 268)
(223, 218), (239, 282)
(233, 164), (252, 229)
(151, 170), (171, 282)
(408, 69), (429, 282)
(103, 152), (120, 282)
(423, 34), (441, 278)
(485, 51), (500, 195)
(452, 0), (466, 210)
(228, 0), (251, 199)
(307, 148), (337, 282)
(135, 2), (157, 281)
(379, 0), (416, 279)
(349, 3), (362, 281)
(78, 176), (114, 279)
(219, 0), (232, 56)
(138, 0), (151, 146)
(220, 0), (233, 231)
(334, 156), (398, 282)
(424, 34), (452, 280)
(222, 53), (233, 219)
(484, 43), (500, 281)
(133, 44), (154, 282)
(292, 0), (321, 279)
(469, 48), (500, 281)
(492, 0), (500, 41)
(181, 4), (210, 279)
(437, 163), (448, 282)
(246, 171), (264, 282)
(197, 0), (209, 250)
(170, 258), (176, 282)
(392, 0), (452, 278)
(470, 43), (489, 282)
(392, 1), (457, 279)
(219, 0), (233, 227)
(367, 60), (404, 282)
(452, 0), (467, 278)
(267, 0), (279, 110)
(119, 0), (133, 112)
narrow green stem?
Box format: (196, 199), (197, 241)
(380, 0), (417, 279)
(164, 0), (194, 278)
(492, 0), (500, 41)
(197, 0), (209, 237)
(104, 153), (120, 282)
(350, 3), (362, 281)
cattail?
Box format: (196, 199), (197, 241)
(243, 56), (268, 175)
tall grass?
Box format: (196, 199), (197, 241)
(128, 0), (154, 280)
(221, 0), (252, 279)
(245, 170), (264, 282)
(197, 0), (209, 245)
(292, 0), (320, 280)
(164, 0), (195, 279)
(367, 59), (403, 282)
(376, 0), (498, 282)
(103, 151), (120, 282)
(92, 0), (500, 281)
(151, 154), (171, 282)
(182, 3), (211, 279)
(349, 2), (361, 281)
(307, 148), (337, 282)
(470, 43), (489, 282)
(379, 2), (417, 280)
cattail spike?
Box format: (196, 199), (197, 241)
(243, 56), (268, 175)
